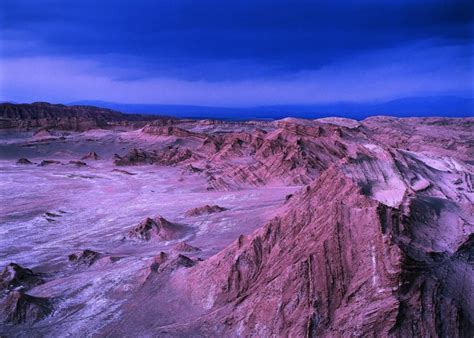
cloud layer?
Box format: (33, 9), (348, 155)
(1, 0), (472, 105)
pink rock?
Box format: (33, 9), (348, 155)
(184, 205), (227, 217)
(127, 216), (187, 241)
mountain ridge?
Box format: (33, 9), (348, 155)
(68, 95), (474, 120)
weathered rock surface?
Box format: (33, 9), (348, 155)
(39, 160), (62, 166)
(81, 151), (100, 160)
(142, 125), (203, 139)
(114, 148), (157, 166)
(361, 116), (474, 161)
(316, 117), (361, 129)
(184, 205), (227, 217)
(183, 164), (204, 174)
(115, 147), (199, 166)
(0, 263), (43, 292)
(151, 254), (197, 274)
(174, 242), (201, 253)
(68, 249), (102, 266)
(69, 160), (87, 167)
(156, 146), (200, 166)
(0, 291), (53, 324)
(180, 156), (473, 336)
(127, 216), (187, 241)
(0, 102), (162, 131)
(2, 103), (473, 336)
(16, 158), (33, 165)
(32, 128), (54, 139)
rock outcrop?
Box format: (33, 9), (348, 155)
(151, 254), (197, 274)
(0, 102), (163, 131)
(32, 128), (54, 139)
(68, 249), (102, 266)
(185, 205), (227, 217)
(39, 160), (62, 166)
(174, 242), (201, 253)
(142, 125), (203, 139)
(0, 263), (43, 292)
(69, 160), (87, 167)
(361, 116), (474, 161)
(114, 148), (157, 166)
(81, 151), (100, 160)
(127, 216), (187, 241)
(16, 158), (33, 165)
(114, 147), (199, 166)
(316, 117), (361, 129)
(156, 146), (200, 166)
(179, 162), (472, 336)
(0, 291), (53, 324)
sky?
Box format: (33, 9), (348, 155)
(0, 0), (473, 107)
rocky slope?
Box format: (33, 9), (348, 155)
(176, 147), (473, 336)
(0, 103), (472, 336)
(0, 263), (52, 325)
(0, 102), (166, 131)
(127, 216), (188, 241)
(95, 115), (472, 336)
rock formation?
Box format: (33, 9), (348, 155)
(81, 151), (100, 160)
(0, 102), (162, 131)
(69, 160), (87, 167)
(174, 242), (201, 252)
(184, 205), (227, 217)
(16, 158), (33, 165)
(142, 125), (203, 139)
(0, 263), (43, 292)
(152, 254), (197, 273)
(39, 160), (62, 166)
(1, 102), (472, 336)
(181, 151), (473, 336)
(127, 216), (187, 241)
(114, 148), (157, 166)
(0, 291), (53, 324)
(114, 146), (199, 166)
(361, 116), (474, 161)
(68, 249), (102, 266)
(155, 146), (200, 166)
(32, 128), (54, 139)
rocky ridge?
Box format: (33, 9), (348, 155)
(176, 147), (473, 336)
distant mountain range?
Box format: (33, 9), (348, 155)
(69, 96), (473, 120)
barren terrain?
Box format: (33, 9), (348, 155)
(0, 103), (472, 336)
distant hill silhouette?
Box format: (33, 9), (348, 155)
(69, 96), (473, 120)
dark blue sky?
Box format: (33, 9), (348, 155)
(0, 0), (472, 106)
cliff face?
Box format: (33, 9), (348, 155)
(110, 115), (473, 336)
(183, 168), (398, 336)
(179, 145), (473, 337)
(0, 102), (163, 131)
